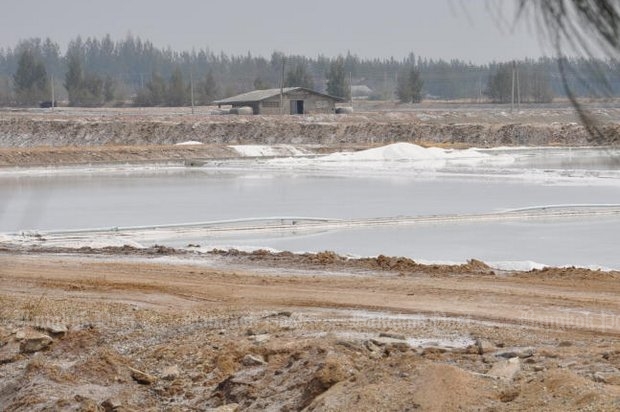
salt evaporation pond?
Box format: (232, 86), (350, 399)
(1, 143), (619, 270)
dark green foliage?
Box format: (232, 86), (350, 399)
(285, 63), (314, 89)
(64, 52), (107, 106)
(528, 66), (554, 103)
(13, 49), (49, 106)
(396, 67), (423, 103)
(326, 57), (349, 100)
(486, 64), (513, 103)
(486, 61), (554, 103)
(1, 34), (620, 106)
(64, 52), (83, 105)
(198, 70), (219, 104)
(0, 75), (11, 105)
(135, 68), (191, 107)
(253, 77), (270, 90)
(82, 73), (105, 106)
(135, 72), (166, 106)
(103, 75), (116, 103)
(166, 67), (188, 106)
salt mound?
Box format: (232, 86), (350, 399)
(488, 261), (548, 272)
(231, 145), (307, 157)
(175, 141), (203, 146)
(322, 142), (487, 162)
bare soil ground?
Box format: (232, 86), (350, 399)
(0, 144), (238, 168)
(1, 104), (619, 168)
(2, 247), (620, 411)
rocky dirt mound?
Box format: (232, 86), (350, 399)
(1, 109), (619, 150)
(6, 245), (619, 279)
(3, 297), (620, 411)
(4, 250), (620, 410)
(210, 249), (620, 278)
(0, 144), (237, 167)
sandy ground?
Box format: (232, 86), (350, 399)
(2, 247), (620, 411)
(0, 144), (240, 168)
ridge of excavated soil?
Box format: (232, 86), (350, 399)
(1, 106), (619, 166)
(1, 107), (619, 167)
(2, 108), (619, 149)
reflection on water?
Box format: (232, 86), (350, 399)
(159, 217), (618, 270)
(1, 170), (619, 232)
(486, 147), (620, 170)
(1, 146), (619, 269)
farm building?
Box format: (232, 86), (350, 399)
(213, 87), (345, 115)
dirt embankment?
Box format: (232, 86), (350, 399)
(1, 108), (619, 150)
(3, 250), (620, 410)
(0, 144), (238, 167)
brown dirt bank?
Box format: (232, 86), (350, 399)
(3, 249), (620, 410)
(0, 144), (238, 167)
(3, 243), (618, 284)
(2, 108), (619, 151)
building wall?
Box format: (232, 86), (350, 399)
(258, 92), (337, 115)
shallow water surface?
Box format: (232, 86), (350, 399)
(1, 146), (619, 269)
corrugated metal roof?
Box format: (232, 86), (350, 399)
(213, 87), (345, 104)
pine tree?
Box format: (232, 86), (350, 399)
(64, 53), (106, 106)
(13, 49), (49, 106)
(103, 75), (116, 103)
(396, 67), (424, 103)
(326, 57), (349, 100)
(0, 76), (11, 105)
(253, 77), (270, 90)
(529, 67), (554, 103)
(199, 70), (219, 104)
(285, 63), (314, 89)
(135, 72), (167, 107)
(149, 73), (167, 105)
(81, 72), (104, 106)
(486, 64), (513, 103)
(64, 53), (84, 106)
(486, 62), (554, 104)
(166, 67), (187, 106)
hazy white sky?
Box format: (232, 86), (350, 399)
(1, 0), (548, 63)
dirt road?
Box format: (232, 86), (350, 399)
(2, 250), (620, 410)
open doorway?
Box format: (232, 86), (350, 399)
(290, 100), (304, 115)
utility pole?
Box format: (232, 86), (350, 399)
(50, 74), (55, 111)
(516, 64), (521, 110)
(394, 72), (398, 102)
(349, 71), (353, 104)
(280, 57), (285, 115)
(383, 70), (388, 101)
(511, 61), (516, 113)
(190, 70), (195, 115)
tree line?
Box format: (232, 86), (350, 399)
(2, 35), (620, 107)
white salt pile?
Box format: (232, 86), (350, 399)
(175, 141), (204, 145)
(231, 145), (307, 157)
(322, 142), (489, 162)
